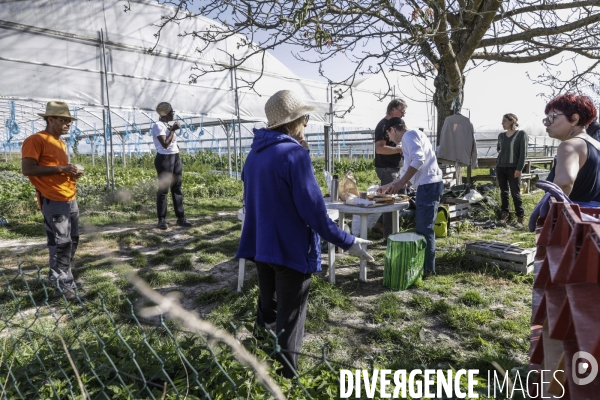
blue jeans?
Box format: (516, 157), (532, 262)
(415, 182), (444, 272)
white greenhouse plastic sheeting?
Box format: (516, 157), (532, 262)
(0, 0), (425, 153)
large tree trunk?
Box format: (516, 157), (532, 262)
(433, 65), (465, 146)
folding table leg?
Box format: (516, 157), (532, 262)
(237, 258), (245, 292)
(359, 214), (368, 282)
(329, 212), (345, 283)
(328, 242), (336, 284)
(392, 210), (399, 234)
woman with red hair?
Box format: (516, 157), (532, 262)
(543, 93), (600, 205)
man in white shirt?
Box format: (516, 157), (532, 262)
(378, 117), (444, 277)
(152, 102), (192, 229)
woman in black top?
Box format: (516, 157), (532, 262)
(543, 94), (600, 205)
(496, 113), (528, 225)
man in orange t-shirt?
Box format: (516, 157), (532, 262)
(21, 101), (84, 298)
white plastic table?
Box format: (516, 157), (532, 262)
(325, 201), (410, 283)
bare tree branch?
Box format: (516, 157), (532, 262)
(128, 273), (286, 400)
(493, 0), (600, 22)
(479, 11), (600, 48)
(143, 0), (600, 140)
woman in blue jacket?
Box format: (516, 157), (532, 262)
(236, 90), (373, 378)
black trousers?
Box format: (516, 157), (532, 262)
(255, 261), (312, 378)
(375, 167), (400, 236)
(154, 153), (185, 219)
(496, 166), (524, 217)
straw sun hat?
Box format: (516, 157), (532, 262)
(265, 90), (316, 129)
(38, 101), (77, 120)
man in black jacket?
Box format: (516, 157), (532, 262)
(372, 99), (406, 236)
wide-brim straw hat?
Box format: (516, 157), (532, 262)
(37, 101), (77, 120)
(265, 90), (316, 129)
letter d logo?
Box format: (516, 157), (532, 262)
(572, 351), (598, 385)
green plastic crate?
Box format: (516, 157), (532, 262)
(383, 233), (426, 290)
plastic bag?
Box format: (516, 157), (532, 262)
(463, 189), (483, 204)
(339, 171), (360, 201)
(345, 194), (374, 206)
(366, 185), (380, 196)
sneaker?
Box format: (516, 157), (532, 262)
(176, 217), (192, 227)
(371, 222), (383, 234)
(157, 218), (168, 230)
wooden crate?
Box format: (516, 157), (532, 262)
(465, 241), (535, 274)
(442, 198), (470, 221)
(439, 164), (456, 174)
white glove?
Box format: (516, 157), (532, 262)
(347, 237), (374, 262)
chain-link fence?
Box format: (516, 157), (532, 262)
(0, 264), (370, 399)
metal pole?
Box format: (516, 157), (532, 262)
(121, 135), (126, 167)
(101, 29), (115, 190)
(226, 125), (233, 177)
(230, 56), (239, 179)
(337, 132), (340, 162)
(233, 59), (242, 179)
(324, 125), (331, 172)
(326, 84), (335, 172)
(102, 109), (110, 190)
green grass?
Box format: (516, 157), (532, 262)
(371, 292), (408, 323)
(172, 254), (193, 271)
(138, 269), (215, 287)
(0, 157), (544, 398)
(196, 288), (231, 305)
(444, 306), (494, 331)
(305, 275), (354, 331)
(129, 250), (147, 268)
(458, 289), (490, 307)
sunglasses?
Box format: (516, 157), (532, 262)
(543, 113), (564, 125)
(53, 117), (73, 124)
(304, 115), (310, 124)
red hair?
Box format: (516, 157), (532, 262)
(545, 93), (597, 127)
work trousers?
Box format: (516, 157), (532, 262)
(496, 166), (524, 217)
(375, 167), (400, 237)
(154, 153), (185, 220)
(255, 261), (312, 379)
(415, 182), (444, 273)
(41, 196), (79, 291)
